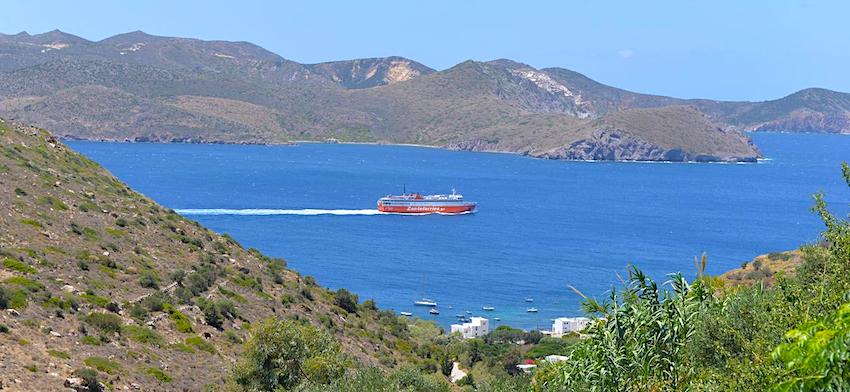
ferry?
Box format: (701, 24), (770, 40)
(378, 189), (476, 214)
(414, 298), (437, 307)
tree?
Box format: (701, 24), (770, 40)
(334, 288), (358, 313)
(233, 319), (346, 391)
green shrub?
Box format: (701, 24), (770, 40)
(185, 335), (217, 354)
(84, 356), (122, 375)
(73, 368), (103, 392)
(20, 219), (42, 228)
(115, 218), (128, 227)
(234, 319), (347, 390)
(139, 271), (159, 289)
(170, 310), (193, 333)
(83, 312), (123, 334)
(80, 335), (102, 346)
(145, 367), (171, 382)
(3, 258), (36, 274)
(48, 349), (70, 359)
(38, 196), (68, 210)
(122, 325), (164, 346)
(0, 323), (8, 333)
(334, 288), (358, 313)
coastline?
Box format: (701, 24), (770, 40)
(63, 136), (765, 164)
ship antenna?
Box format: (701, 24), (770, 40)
(403, 184), (406, 195)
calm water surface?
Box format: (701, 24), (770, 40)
(68, 134), (850, 329)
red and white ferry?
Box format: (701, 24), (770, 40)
(377, 189), (476, 214)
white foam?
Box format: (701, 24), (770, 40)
(175, 208), (385, 216)
(175, 208), (474, 216)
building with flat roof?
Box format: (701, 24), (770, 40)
(552, 317), (591, 337)
(450, 317), (489, 339)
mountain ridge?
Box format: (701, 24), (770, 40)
(0, 30), (846, 162)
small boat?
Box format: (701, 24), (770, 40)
(429, 308), (440, 315)
(527, 307), (538, 313)
(482, 306), (495, 311)
(494, 318), (501, 321)
(399, 312), (413, 317)
(455, 314), (465, 318)
(414, 298), (437, 307)
(465, 310), (472, 314)
(525, 297), (534, 303)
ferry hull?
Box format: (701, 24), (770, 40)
(377, 204), (476, 214)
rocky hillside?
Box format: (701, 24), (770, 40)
(0, 119), (428, 390)
(2, 30), (846, 161)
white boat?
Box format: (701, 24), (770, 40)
(482, 306), (495, 311)
(494, 318), (501, 321)
(429, 308), (440, 315)
(465, 310), (472, 314)
(399, 312), (413, 316)
(414, 298), (437, 307)
(527, 307), (538, 313)
(525, 297), (534, 303)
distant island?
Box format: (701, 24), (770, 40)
(1, 30), (849, 162)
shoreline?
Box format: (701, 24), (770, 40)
(63, 137), (765, 164)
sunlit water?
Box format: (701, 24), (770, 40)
(69, 133), (850, 329)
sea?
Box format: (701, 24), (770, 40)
(68, 133), (850, 330)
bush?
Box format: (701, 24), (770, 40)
(83, 312), (123, 334)
(0, 286), (8, 309)
(146, 367), (171, 382)
(139, 271), (159, 289)
(233, 319), (347, 390)
(3, 258), (36, 274)
(185, 335), (217, 354)
(83, 356), (122, 375)
(170, 310), (193, 333)
(334, 288), (358, 313)
(74, 368), (103, 392)
(122, 325), (164, 346)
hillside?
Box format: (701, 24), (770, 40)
(2, 30), (848, 161)
(0, 119), (439, 390)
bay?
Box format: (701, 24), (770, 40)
(68, 133), (850, 329)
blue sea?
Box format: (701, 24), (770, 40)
(68, 134), (850, 330)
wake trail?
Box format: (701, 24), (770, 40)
(175, 208), (475, 216)
(175, 208), (385, 216)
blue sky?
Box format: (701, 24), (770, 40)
(2, 0), (847, 101)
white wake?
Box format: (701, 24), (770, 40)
(175, 208), (475, 216)
(175, 208), (385, 216)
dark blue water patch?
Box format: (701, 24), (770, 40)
(68, 133), (850, 330)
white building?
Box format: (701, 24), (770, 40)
(450, 317), (489, 338)
(551, 317), (591, 337)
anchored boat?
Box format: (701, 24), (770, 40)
(414, 298), (437, 307)
(377, 189), (476, 214)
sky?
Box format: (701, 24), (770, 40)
(2, 0), (848, 101)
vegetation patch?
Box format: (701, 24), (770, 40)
(83, 312), (123, 334)
(83, 356), (122, 375)
(185, 335), (216, 354)
(170, 310), (194, 333)
(122, 325), (165, 346)
(145, 366), (172, 382)
(47, 349), (71, 359)
(2, 258), (37, 274)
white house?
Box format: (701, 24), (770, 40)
(450, 317), (489, 338)
(551, 317), (591, 337)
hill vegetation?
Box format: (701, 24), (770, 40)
(20, 30), (850, 161)
(1, 116), (849, 391)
